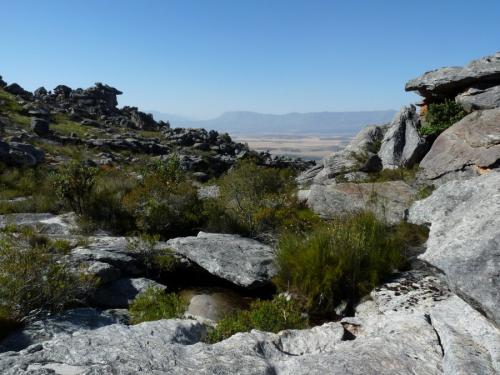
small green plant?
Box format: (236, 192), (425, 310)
(129, 287), (185, 324)
(52, 161), (99, 216)
(205, 295), (307, 343)
(420, 100), (467, 137)
(127, 234), (178, 277)
(415, 185), (435, 201)
(123, 156), (201, 239)
(0, 231), (96, 323)
(275, 211), (409, 317)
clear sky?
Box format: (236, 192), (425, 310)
(2, 0), (499, 119)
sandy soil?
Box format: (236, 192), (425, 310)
(234, 135), (351, 161)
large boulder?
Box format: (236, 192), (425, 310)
(456, 84), (500, 111)
(297, 125), (386, 187)
(165, 232), (276, 288)
(378, 105), (428, 169)
(0, 141), (44, 167)
(3, 83), (31, 98)
(307, 180), (415, 224)
(418, 108), (500, 184)
(30, 117), (50, 136)
(405, 51), (500, 101)
(409, 171), (500, 325)
(0, 213), (75, 235)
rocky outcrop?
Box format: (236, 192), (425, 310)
(409, 171), (500, 325)
(406, 51), (500, 102)
(0, 308), (126, 353)
(166, 232), (276, 288)
(0, 141), (44, 167)
(456, 84), (500, 111)
(298, 125), (385, 187)
(30, 117), (50, 136)
(0, 213), (76, 235)
(378, 105), (428, 169)
(418, 108), (500, 184)
(307, 180), (415, 224)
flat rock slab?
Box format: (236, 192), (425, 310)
(0, 308), (126, 353)
(419, 108), (500, 184)
(307, 180), (415, 224)
(166, 232), (276, 288)
(456, 84), (500, 111)
(0, 213), (76, 235)
(409, 171), (500, 325)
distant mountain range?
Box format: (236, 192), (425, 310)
(152, 110), (397, 136)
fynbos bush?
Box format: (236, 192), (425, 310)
(420, 100), (467, 137)
(129, 287), (185, 324)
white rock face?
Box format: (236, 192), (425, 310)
(409, 171), (500, 325)
(166, 232), (276, 288)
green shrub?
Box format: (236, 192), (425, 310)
(123, 156), (201, 239)
(52, 161), (99, 216)
(127, 234), (178, 277)
(204, 160), (312, 239)
(0, 231), (96, 323)
(84, 168), (138, 234)
(365, 166), (419, 184)
(129, 287), (185, 324)
(275, 211), (408, 317)
(206, 295), (307, 343)
(420, 100), (467, 137)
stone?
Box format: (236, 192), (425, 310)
(378, 105), (428, 169)
(0, 213), (75, 235)
(419, 108), (500, 184)
(3, 83), (31, 98)
(0, 308), (125, 353)
(33, 87), (47, 97)
(406, 51), (500, 101)
(409, 172), (500, 325)
(312, 125), (386, 184)
(456, 84), (500, 111)
(166, 232), (276, 288)
(197, 185), (220, 199)
(30, 117), (50, 136)
(0, 141), (44, 167)
(92, 277), (167, 308)
(307, 180), (415, 224)
(430, 295), (500, 375)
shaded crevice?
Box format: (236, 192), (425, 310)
(424, 313), (444, 357)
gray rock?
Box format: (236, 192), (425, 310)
(3, 83), (31, 98)
(456, 84), (500, 111)
(0, 141), (44, 167)
(166, 232), (276, 288)
(409, 172), (500, 325)
(0, 213), (76, 235)
(378, 105), (428, 169)
(419, 108), (500, 184)
(30, 117), (50, 136)
(406, 51), (500, 100)
(431, 295), (500, 375)
(92, 277), (167, 308)
(33, 87), (47, 97)
(0, 308), (124, 353)
(307, 180), (415, 224)
(197, 185), (220, 199)
(296, 164), (324, 188)
(313, 125), (386, 184)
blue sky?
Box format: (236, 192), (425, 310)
(2, 0), (499, 119)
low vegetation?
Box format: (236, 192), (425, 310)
(129, 287), (185, 324)
(127, 234), (178, 277)
(0, 228), (96, 325)
(420, 99), (467, 137)
(205, 295), (307, 343)
(274, 211), (420, 317)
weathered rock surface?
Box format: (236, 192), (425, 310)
(456, 84), (500, 111)
(378, 105), (428, 169)
(419, 108), (500, 184)
(166, 232), (276, 288)
(0, 213), (76, 235)
(409, 171), (500, 325)
(0, 141), (44, 167)
(30, 117), (50, 136)
(307, 180), (415, 224)
(297, 125), (385, 187)
(406, 51), (500, 101)
(0, 308), (126, 353)
(92, 277), (167, 308)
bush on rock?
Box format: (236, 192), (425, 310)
(129, 287), (186, 324)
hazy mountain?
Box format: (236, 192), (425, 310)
(147, 110), (196, 124)
(171, 110), (397, 136)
